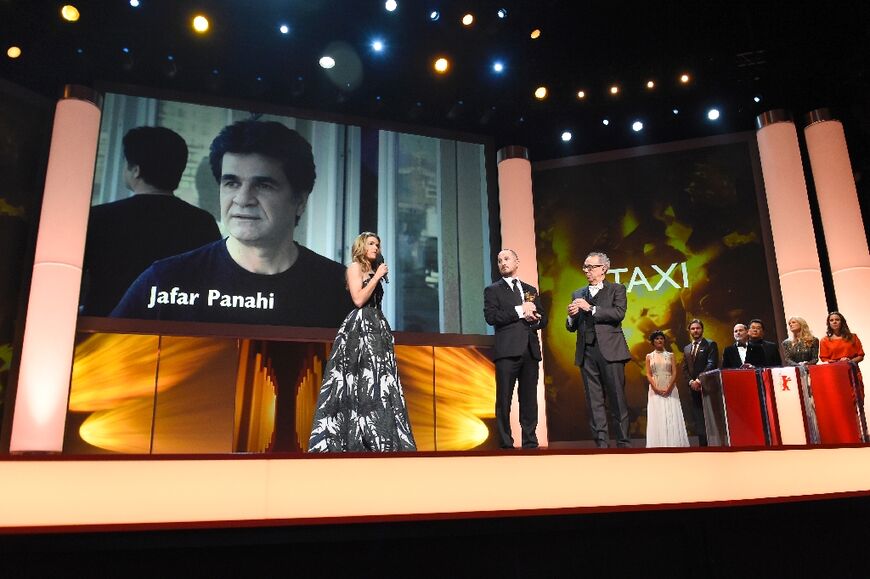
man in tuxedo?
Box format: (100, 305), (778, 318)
(747, 318), (783, 367)
(681, 318), (719, 446)
(566, 251), (632, 448)
(722, 322), (765, 368)
(484, 249), (548, 449)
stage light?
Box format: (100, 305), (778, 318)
(429, 10), (440, 21)
(672, 108), (679, 115)
(129, 0), (139, 6)
(754, 95), (762, 103)
(7, 46), (21, 59)
(609, 85), (619, 95)
(576, 90), (586, 100)
(385, 0), (397, 12)
(602, 119), (610, 126)
(707, 108), (720, 120)
(371, 39), (384, 52)
(212, 68), (219, 75)
(530, 29), (541, 39)
(434, 57), (449, 73)
(61, 5), (80, 22)
(462, 13), (474, 26)
(492, 61), (504, 73)
(319, 55), (336, 69)
(632, 120), (644, 132)
(497, 8), (508, 19)
(192, 14), (209, 33)
(167, 54), (174, 61)
(76, 47), (83, 54)
(646, 80), (655, 89)
(680, 73), (690, 84)
(561, 131), (572, 142)
(279, 24), (289, 34)
(122, 47), (130, 53)
(534, 86), (547, 100)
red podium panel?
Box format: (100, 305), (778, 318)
(700, 369), (770, 447)
(807, 363), (867, 444)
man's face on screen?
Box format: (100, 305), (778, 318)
(219, 153), (304, 248)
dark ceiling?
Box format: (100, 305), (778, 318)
(1, 0), (868, 164)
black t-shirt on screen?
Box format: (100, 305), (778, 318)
(111, 238), (353, 328)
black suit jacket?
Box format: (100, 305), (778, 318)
(484, 279), (547, 361)
(751, 339), (783, 367)
(682, 338), (719, 382)
(722, 341), (765, 369)
(566, 280), (631, 366)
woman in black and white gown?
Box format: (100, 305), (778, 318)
(308, 232), (416, 452)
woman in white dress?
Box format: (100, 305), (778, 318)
(645, 331), (690, 448)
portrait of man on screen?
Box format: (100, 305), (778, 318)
(111, 119), (353, 328)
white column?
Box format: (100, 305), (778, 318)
(10, 86), (102, 452)
(755, 110), (828, 339)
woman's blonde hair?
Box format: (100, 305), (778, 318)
(788, 316), (815, 347)
(350, 232), (380, 273)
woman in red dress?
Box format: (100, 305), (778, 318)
(820, 311), (865, 399)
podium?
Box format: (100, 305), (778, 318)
(701, 363), (867, 447)
(807, 362), (867, 444)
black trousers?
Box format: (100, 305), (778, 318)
(494, 345), (539, 448)
(580, 342), (630, 448)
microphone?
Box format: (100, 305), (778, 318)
(373, 254), (389, 283)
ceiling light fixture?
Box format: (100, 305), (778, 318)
(576, 90), (586, 99)
(680, 73), (690, 84)
(707, 108), (720, 120)
(492, 61), (504, 73)
(632, 121), (644, 132)
(434, 57), (449, 73)
(497, 8), (508, 19)
(385, 0), (398, 12)
(279, 24), (289, 34)
(61, 5), (80, 22)
(534, 86), (547, 100)
(429, 10), (440, 21)
(371, 39), (384, 52)
(530, 29), (541, 39)
(646, 80), (655, 89)
(561, 131), (572, 142)
(7, 46), (22, 59)
(462, 13), (474, 26)
(192, 14), (209, 33)
(609, 85), (619, 95)
(319, 55), (336, 69)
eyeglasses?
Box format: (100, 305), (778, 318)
(582, 264), (605, 271)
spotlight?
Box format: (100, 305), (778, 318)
(497, 8), (508, 19)
(385, 0), (398, 12)
(753, 95), (761, 103)
(561, 131), (572, 142)
(319, 55), (336, 69)
(576, 90), (586, 99)
(371, 39), (384, 52)
(279, 24), (289, 34)
(707, 108), (720, 120)
(492, 61), (504, 73)
(192, 14), (209, 33)
(122, 47), (130, 53)
(609, 85), (619, 95)
(429, 10), (440, 21)
(632, 121), (644, 132)
(602, 119), (610, 126)
(167, 54), (174, 61)
(534, 86), (547, 100)
(646, 80), (655, 89)
(530, 29), (541, 39)
(433, 57), (449, 73)
(61, 5), (80, 22)
(680, 73), (690, 84)
(462, 13), (474, 26)
(129, 0), (140, 6)
(7, 46), (22, 59)
(672, 108), (679, 115)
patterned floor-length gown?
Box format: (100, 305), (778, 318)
(308, 275), (416, 452)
